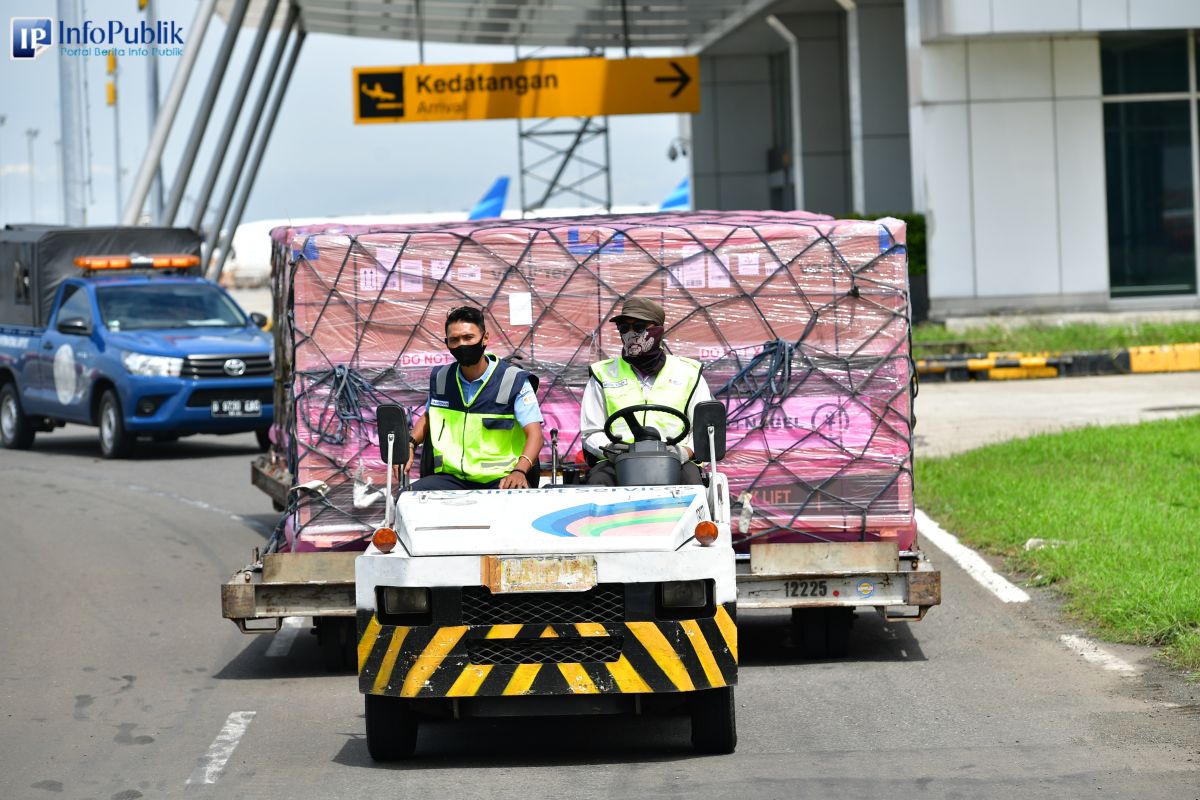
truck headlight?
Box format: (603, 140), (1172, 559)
(381, 587), (431, 615)
(660, 580), (708, 608)
(121, 351), (183, 377)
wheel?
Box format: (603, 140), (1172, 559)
(0, 383), (36, 450)
(255, 427), (272, 452)
(792, 607), (854, 659)
(97, 389), (135, 459)
(690, 686), (737, 754)
(316, 617), (355, 672)
(364, 694), (418, 761)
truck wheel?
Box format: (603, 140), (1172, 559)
(316, 617), (355, 672)
(254, 427), (271, 452)
(98, 390), (135, 459)
(792, 607), (854, 659)
(0, 383), (36, 450)
(364, 694), (418, 761)
(690, 686), (737, 754)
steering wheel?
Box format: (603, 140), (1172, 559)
(603, 404), (691, 447)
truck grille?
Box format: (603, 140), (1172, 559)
(182, 354), (272, 379)
(468, 636), (623, 665)
(461, 585), (625, 626)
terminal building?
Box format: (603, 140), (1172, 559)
(691, 0), (1200, 318)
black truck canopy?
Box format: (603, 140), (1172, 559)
(0, 225), (202, 328)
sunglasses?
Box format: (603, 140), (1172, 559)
(615, 320), (651, 334)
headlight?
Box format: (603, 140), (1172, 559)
(660, 580), (708, 608)
(121, 351), (183, 377)
(381, 587), (430, 615)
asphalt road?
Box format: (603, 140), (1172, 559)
(2, 373), (1199, 800)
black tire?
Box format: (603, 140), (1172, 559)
(255, 427), (272, 452)
(690, 686), (737, 754)
(316, 617), (355, 672)
(0, 383), (36, 450)
(792, 607), (854, 659)
(364, 694), (418, 761)
(97, 389), (135, 459)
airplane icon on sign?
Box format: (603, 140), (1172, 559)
(361, 82), (397, 102)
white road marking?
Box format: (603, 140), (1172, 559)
(186, 711), (257, 785)
(127, 484), (273, 535)
(1058, 634), (1140, 676)
(265, 617), (305, 657)
(915, 509), (1031, 603)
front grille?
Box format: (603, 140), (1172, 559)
(461, 585), (625, 626)
(182, 354), (272, 379)
(186, 387), (274, 407)
(468, 636), (623, 665)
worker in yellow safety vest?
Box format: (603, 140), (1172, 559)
(404, 306), (544, 490)
(580, 297), (710, 486)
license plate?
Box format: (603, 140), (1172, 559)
(482, 554), (597, 594)
(210, 399), (262, 417)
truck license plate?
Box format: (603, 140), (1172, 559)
(210, 399), (262, 417)
(482, 554), (597, 594)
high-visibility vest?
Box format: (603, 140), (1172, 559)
(589, 355), (701, 445)
(426, 355), (534, 482)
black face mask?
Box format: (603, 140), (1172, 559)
(449, 340), (486, 367)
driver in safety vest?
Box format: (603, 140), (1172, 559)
(404, 306), (544, 490)
(580, 297), (710, 486)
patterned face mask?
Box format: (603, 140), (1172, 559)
(621, 325), (662, 356)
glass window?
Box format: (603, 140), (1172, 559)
(1101, 33), (1189, 95)
(1104, 101), (1197, 297)
(58, 284), (93, 325)
(95, 283), (247, 331)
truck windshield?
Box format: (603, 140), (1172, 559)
(95, 284), (247, 331)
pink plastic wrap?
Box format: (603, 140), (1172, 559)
(270, 211), (915, 552)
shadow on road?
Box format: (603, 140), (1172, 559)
(212, 627), (355, 681)
(331, 712), (696, 770)
(739, 608), (928, 665)
(20, 429), (261, 461)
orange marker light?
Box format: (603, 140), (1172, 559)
(372, 527), (397, 554)
(74, 255), (132, 269)
(74, 254), (199, 270)
(151, 254), (200, 268)
(695, 520), (719, 546)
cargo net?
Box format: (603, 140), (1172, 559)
(266, 211), (915, 554)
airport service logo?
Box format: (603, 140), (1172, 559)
(11, 17), (52, 60)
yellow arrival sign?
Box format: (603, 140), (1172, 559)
(353, 56), (699, 124)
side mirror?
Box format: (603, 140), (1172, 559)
(57, 317), (91, 336)
(691, 400), (727, 463)
(376, 404), (410, 466)
(249, 311), (269, 329)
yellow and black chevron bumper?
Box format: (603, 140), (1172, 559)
(357, 603), (737, 698)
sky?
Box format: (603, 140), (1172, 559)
(0, 0), (689, 230)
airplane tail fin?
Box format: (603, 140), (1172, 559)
(659, 177), (689, 211)
(467, 176), (510, 220)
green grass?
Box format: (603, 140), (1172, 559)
(915, 415), (1200, 677)
(912, 321), (1200, 359)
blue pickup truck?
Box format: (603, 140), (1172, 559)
(0, 225), (274, 458)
